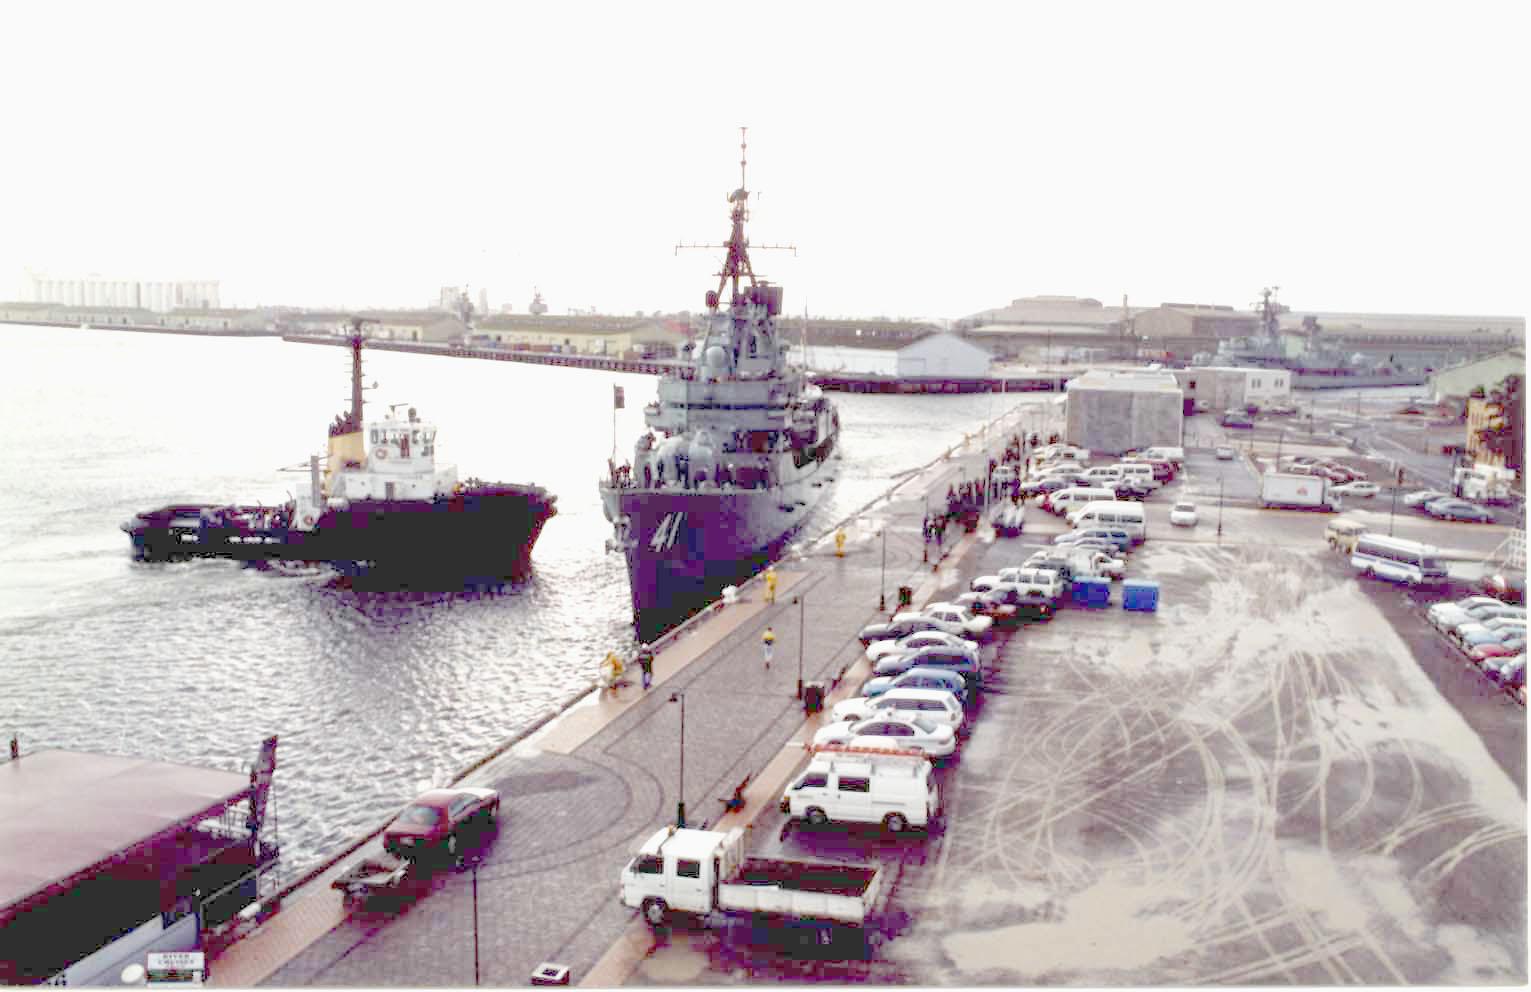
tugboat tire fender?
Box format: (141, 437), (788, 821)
(303, 515), (315, 526)
(375, 447), (388, 460)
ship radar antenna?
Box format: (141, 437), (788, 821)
(674, 128), (796, 311)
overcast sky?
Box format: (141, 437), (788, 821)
(2, 2), (1525, 320)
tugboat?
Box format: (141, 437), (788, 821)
(600, 132), (839, 640)
(123, 320), (557, 581)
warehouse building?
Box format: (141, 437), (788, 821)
(1173, 366), (1293, 414)
(1427, 349), (1525, 402)
(788, 331), (993, 377)
(1064, 369), (1184, 455)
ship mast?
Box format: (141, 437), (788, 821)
(676, 127), (796, 311)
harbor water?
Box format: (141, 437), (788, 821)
(0, 323), (1047, 879)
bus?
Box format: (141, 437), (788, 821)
(1351, 534), (1448, 586)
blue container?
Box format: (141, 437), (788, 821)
(1122, 580), (1160, 612)
(1071, 576), (1112, 608)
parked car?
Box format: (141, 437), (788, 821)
(1423, 498), (1494, 523)
(1403, 489), (1452, 508)
(1079, 549), (1126, 580)
(923, 602), (994, 639)
(1478, 571), (1527, 605)
(858, 612), (966, 646)
(1266, 403), (1299, 416)
(953, 588), (1019, 625)
(861, 666), (970, 704)
(1054, 527), (1132, 553)
(1332, 481), (1381, 498)
(830, 688), (966, 733)
(865, 629), (976, 664)
(1169, 501), (1198, 526)
(991, 465), (1018, 486)
(1489, 655), (1526, 687)
(1470, 635), (1526, 666)
(812, 714), (957, 759)
(1427, 598), (1522, 633)
(1220, 412), (1254, 429)
(1112, 480), (1155, 501)
(1215, 446), (1236, 460)
(1453, 624), (1522, 653)
(383, 787), (501, 864)
(871, 645), (983, 685)
(1021, 477), (1072, 498)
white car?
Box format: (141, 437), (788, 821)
(1169, 501), (1199, 526)
(865, 630), (977, 664)
(1332, 481), (1381, 498)
(1403, 489), (1451, 508)
(828, 689), (965, 733)
(1215, 446), (1236, 460)
(813, 715), (957, 758)
(923, 602), (994, 639)
(1080, 550), (1126, 580)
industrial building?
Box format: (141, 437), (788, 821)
(789, 331), (993, 378)
(1427, 349), (1526, 402)
(1172, 366), (1293, 413)
(474, 314), (689, 357)
(1064, 369), (1184, 455)
(25, 272), (220, 312)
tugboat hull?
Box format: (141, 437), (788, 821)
(124, 485), (556, 583)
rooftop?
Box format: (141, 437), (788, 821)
(0, 749), (251, 917)
(1066, 369), (1184, 393)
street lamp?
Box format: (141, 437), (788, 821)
(1217, 475), (1224, 543)
(794, 594), (806, 699)
(667, 690), (686, 828)
(878, 529), (888, 612)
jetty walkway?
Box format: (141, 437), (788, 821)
(206, 404), (1049, 988)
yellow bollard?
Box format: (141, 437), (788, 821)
(835, 530), (846, 557)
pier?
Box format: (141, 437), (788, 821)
(203, 403), (1043, 987)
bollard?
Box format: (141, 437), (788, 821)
(835, 530), (846, 557)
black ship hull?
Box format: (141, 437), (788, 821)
(614, 474), (828, 641)
(124, 485), (556, 583)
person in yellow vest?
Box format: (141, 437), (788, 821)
(835, 530), (846, 557)
(762, 626), (775, 668)
(764, 566), (778, 604)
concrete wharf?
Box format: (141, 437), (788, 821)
(204, 404), (1044, 988)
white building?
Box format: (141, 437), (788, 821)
(789, 331), (993, 378)
(1064, 369), (1184, 455)
(1174, 366), (1293, 412)
(896, 333), (994, 378)
(26, 272), (219, 312)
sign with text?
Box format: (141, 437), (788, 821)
(146, 952), (204, 987)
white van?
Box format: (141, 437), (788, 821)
(780, 751), (939, 832)
(1067, 500), (1148, 542)
(1046, 486), (1118, 515)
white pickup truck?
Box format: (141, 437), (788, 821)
(978, 567), (1065, 604)
(619, 825), (888, 950)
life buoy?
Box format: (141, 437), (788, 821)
(303, 515), (315, 526)
(374, 447), (388, 460)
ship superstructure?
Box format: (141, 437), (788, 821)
(124, 322), (557, 580)
(600, 132), (839, 639)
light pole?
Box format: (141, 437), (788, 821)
(472, 864), (481, 986)
(1217, 475), (1224, 543)
(794, 594), (805, 699)
(878, 529), (887, 612)
(1389, 466), (1403, 536)
(668, 690), (686, 828)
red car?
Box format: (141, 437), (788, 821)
(1471, 637), (1526, 666)
(383, 787), (502, 864)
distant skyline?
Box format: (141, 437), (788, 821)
(3, 3), (1526, 322)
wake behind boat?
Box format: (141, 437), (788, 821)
(600, 131), (839, 640)
(123, 321), (557, 582)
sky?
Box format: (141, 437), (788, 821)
(1, 1), (1526, 321)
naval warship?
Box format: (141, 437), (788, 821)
(600, 135), (840, 640)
